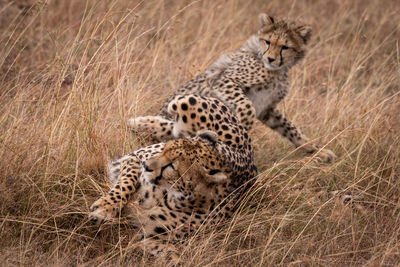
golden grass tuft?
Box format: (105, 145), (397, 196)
(1, 0), (399, 265)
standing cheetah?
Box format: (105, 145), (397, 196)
(130, 13), (336, 162)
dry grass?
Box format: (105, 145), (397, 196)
(1, 0), (399, 266)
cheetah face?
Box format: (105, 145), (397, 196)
(142, 154), (179, 186)
(143, 137), (229, 191)
(257, 13), (312, 70)
(259, 33), (290, 71)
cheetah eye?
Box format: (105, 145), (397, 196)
(282, 45), (289, 50)
(264, 39), (270, 45)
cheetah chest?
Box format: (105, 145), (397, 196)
(246, 84), (287, 118)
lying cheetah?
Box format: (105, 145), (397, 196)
(89, 95), (257, 256)
(129, 13), (336, 162)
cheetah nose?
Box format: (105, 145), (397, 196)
(267, 57), (275, 63)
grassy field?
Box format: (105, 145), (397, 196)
(1, 0), (399, 265)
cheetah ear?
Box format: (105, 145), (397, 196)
(197, 130), (218, 144)
(295, 25), (312, 44)
(259, 13), (275, 27)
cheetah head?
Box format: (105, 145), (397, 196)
(143, 133), (228, 191)
(257, 13), (312, 71)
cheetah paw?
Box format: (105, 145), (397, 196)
(89, 197), (120, 224)
(128, 116), (172, 131)
(127, 116), (147, 131)
(127, 116), (153, 137)
(302, 143), (337, 163)
(128, 116), (174, 142)
(314, 148), (337, 163)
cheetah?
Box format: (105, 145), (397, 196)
(129, 13), (336, 163)
(89, 94), (257, 256)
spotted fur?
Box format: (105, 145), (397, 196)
(129, 14), (336, 162)
(89, 95), (257, 256)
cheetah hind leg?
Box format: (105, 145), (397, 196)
(128, 116), (174, 142)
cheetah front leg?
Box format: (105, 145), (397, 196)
(259, 108), (337, 163)
(128, 116), (174, 142)
(89, 155), (142, 223)
(89, 143), (166, 223)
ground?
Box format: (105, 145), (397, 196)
(0, 0), (399, 266)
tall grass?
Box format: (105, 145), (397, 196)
(0, 0), (399, 265)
